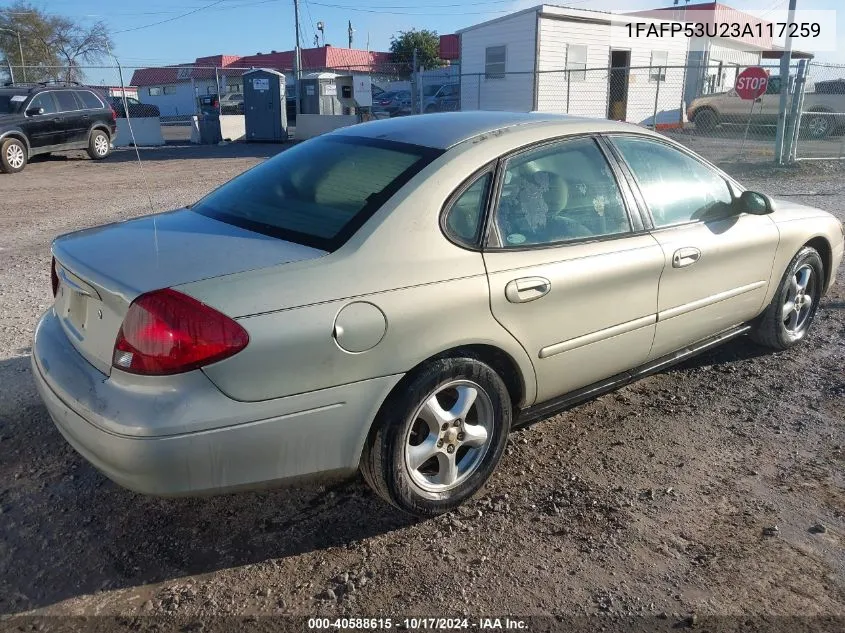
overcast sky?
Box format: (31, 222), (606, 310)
(3, 0), (842, 84)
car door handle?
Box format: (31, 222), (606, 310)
(505, 277), (551, 303)
(672, 247), (701, 268)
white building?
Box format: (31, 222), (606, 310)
(630, 3), (772, 105)
(457, 5), (691, 127)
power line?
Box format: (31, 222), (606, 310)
(110, 0), (229, 34)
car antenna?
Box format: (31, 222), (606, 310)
(106, 42), (159, 259)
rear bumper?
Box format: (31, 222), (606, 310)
(32, 309), (402, 496)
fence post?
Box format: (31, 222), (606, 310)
(476, 73), (481, 110)
(652, 68), (662, 130)
(786, 59), (808, 163)
(566, 70), (571, 114)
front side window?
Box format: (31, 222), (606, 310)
(193, 136), (441, 251)
(443, 172), (492, 246)
(54, 90), (80, 111)
(485, 46), (506, 79)
(494, 138), (631, 247)
(611, 136), (733, 227)
(566, 45), (587, 82)
(28, 93), (58, 114)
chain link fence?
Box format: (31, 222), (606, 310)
(3, 60), (842, 162)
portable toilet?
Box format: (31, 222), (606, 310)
(243, 68), (287, 142)
(299, 72), (343, 115)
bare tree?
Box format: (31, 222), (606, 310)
(0, 2), (112, 83)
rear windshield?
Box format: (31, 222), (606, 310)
(192, 136), (441, 251)
(0, 93), (27, 114)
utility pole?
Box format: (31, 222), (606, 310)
(293, 0), (302, 115)
(348, 20), (353, 49)
(774, 0), (797, 164)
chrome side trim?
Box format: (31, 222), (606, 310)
(658, 280), (766, 321)
(538, 314), (656, 359)
(517, 323), (751, 427)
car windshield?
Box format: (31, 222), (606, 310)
(0, 93), (27, 114)
(192, 136), (442, 251)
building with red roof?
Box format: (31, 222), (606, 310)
(130, 45), (393, 117)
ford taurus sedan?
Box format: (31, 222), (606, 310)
(32, 112), (844, 517)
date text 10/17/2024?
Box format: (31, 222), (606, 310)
(307, 617), (527, 630)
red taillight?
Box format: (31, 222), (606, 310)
(50, 257), (59, 297)
(110, 106), (118, 121)
(112, 289), (248, 376)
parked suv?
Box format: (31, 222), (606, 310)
(424, 83), (460, 113)
(0, 83), (117, 174)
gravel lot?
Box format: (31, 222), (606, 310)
(0, 145), (843, 628)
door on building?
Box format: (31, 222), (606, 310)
(608, 50), (630, 121)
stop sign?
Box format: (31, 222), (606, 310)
(735, 67), (769, 100)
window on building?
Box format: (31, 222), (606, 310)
(148, 87), (162, 96)
(649, 50), (668, 82)
(485, 46), (506, 79)
(566, 45), (587, 82)
(163, 86), (177, 95)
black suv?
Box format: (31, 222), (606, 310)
(0, 83), (117, 174)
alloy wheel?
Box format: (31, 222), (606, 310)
(404, 380), (494, 493)
(94, 135), (109, 156)
(6, 144), (24, 169)
(807, 115), (830, 138)
(782, 264), (815, 333)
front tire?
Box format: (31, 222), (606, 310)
(87, 130), (111, 160)
(750, 246), (824, 350)
(360, 356), (512, 517)
(693, 108), (718, 132)
(1, 138), (27, 173)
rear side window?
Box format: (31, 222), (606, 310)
(193, 136), (441, 251)
(77, 90), (104, 109)
(54, 90), (80, 111)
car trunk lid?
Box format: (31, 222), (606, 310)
(51, 208), (326, 375)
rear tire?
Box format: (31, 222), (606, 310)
(803, 112), (833, 139)
(87, 130), (111, 160)
(750, 246), (824, 350)
(360, 356), (511, 517)
(693, 108), (718, 132)
(1, 138), (27, 173)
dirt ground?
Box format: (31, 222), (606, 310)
(0, 145), (843, 629)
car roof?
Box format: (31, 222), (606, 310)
(330, 111), (650, 150)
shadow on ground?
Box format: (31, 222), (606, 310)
(0, 331), (776, 613)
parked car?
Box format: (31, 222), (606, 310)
(32, 112), (844, 516)
(0, 83), (117, 173)
(687, 75), (845, 138)
(220, 92), (244, 114)
(372, 90), (412, 117)
(108, 95), (160, 118)
(424, 83), (460, 113)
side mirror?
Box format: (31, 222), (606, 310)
(25, 106), (45, 117)
(738, 190), (775, 215)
